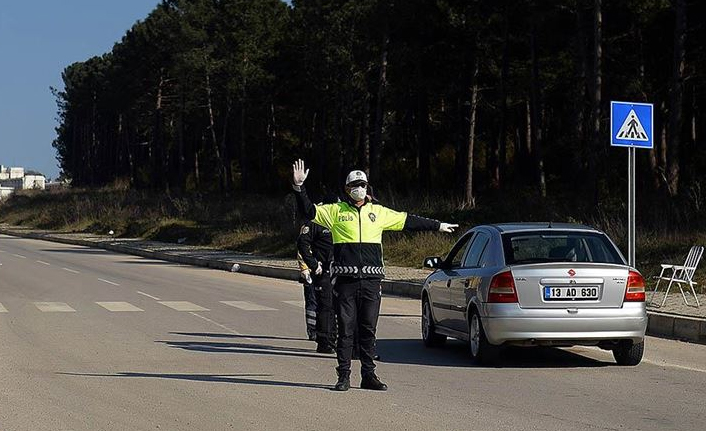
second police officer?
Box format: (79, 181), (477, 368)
(292, 159), (458, 391)
(296, 193), (338, 354)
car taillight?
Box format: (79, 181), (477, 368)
(625, 270), (646, 302)
(487, 270), (518, 303)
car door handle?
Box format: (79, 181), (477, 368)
(446, 280), (451, 288)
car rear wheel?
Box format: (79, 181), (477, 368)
(468, 309), (499, 364)
(612, 340), (644, 366)
(421, 297), (446, 347)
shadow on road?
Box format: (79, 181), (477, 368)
(377, 339), (613, 369)
(158, 340), (336, 360)
(171, 332), (307, 342)
(39, 248), (111, 255)
(58, 372), (331, 390)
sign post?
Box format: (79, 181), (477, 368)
(610, 101), (653, 268)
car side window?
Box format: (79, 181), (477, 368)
(447, 233), (475, 268)
(463, 232), (490, 268)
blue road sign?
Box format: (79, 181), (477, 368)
(610, 101), (653, 149)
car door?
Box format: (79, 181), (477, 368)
(448, 231), (491, 332)
(429, 232), (475, 329)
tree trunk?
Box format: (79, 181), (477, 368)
(205, 68), (225, 191)
(370, 28), (388, 183)
(491, 7), (510, 190)
(463, 60), (480, 209)
(220, 97), (232, 191)
(667, 0), (686, 196)
(529, 16), (546, 198)
(588, 0), (602, 204)
(177, 84), (185, 189)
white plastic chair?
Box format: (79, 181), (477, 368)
(649, 245), (703, 307)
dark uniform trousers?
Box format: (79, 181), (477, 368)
(313, 269), (335, 347)
(334, 276), (381, 375)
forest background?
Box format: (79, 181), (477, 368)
(1, 0), (705, 282)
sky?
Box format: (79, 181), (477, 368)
(0, 1), (162, 180)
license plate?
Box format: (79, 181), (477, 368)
(544, 286), (599, 300)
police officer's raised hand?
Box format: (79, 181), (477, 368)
(439, 223), (459, 233)
(292, 159), (309, 187)
(315, 261), (323, 275)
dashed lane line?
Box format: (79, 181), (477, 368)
(137, 291), (161, 301)
(188, 312), (253, 341)
(12, 254), (27, 259)
(96, 302), (143, 312)
(158, 301), (209, 312)
(97, 278), (120, 286)
(643, 359), (706, 374)
(0, 303), (7, 313)
(36, 260), (51, 265)
(282, 300), (305, 308)
(62, 267), (80, 274)
(34, 302), (76, 312)
(221, 301), (277, 311)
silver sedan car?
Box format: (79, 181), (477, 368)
(421, 223), (647, 365)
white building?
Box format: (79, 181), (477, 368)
(0, 165), (46, 199)
(0, 165), (25, 180)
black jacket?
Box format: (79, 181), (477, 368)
(296, 220), (333, 271)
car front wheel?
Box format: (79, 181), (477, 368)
(468, 309), (499, 364)
(422, 297), (446, 347)
(612, 340), (644, 366)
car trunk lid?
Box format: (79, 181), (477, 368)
(510, 263), (628, 309)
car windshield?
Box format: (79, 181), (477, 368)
(501, 230), (624, 265)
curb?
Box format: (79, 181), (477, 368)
(2, 228), (703, 344)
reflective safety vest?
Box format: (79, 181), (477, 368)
(312, 201), (407, 278)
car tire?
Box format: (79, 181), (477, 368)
(612, 340), (644, 366)
(468, 309), (499, 364)
(421, 296), (446, 347)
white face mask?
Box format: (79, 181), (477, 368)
(348, 186), (367, 202)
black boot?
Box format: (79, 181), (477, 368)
(360, 373), (388, 391)
(334, 371), (350, 392)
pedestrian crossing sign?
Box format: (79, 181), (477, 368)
(610, 101), (653, 149)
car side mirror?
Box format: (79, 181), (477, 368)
(423, 256), (443, 269)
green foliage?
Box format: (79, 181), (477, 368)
(48, 0), (706, 234)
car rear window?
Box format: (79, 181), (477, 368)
(501, 230), (624, 265)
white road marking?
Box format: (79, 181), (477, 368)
(96, 302), (143, 312)
(62, 267), (80, 274)
(158, 301), (209, 312)
(643, 359), (706, 374)
(282, 300), (305, 308)
(34, 302), (76, 312)
(137, 291), (161, 301)
(221, 301), (277, 311)
(189, 312), (253, 341)
(97, 278), (120, 286)
(0, 250), (6, 252)
(12, 254), (27, 259)
(0, 303), (7, 313)
(36, 260), (51, 265)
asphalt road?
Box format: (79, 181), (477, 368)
(0, 234), (704, 431)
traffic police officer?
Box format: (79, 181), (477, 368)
(296, 195), (338, 354)
(292, 159), (458, 391)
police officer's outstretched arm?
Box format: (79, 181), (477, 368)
(292, 159), (316, 219)
(292, 159), (335, 229)
(377, 206), (458, 233)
